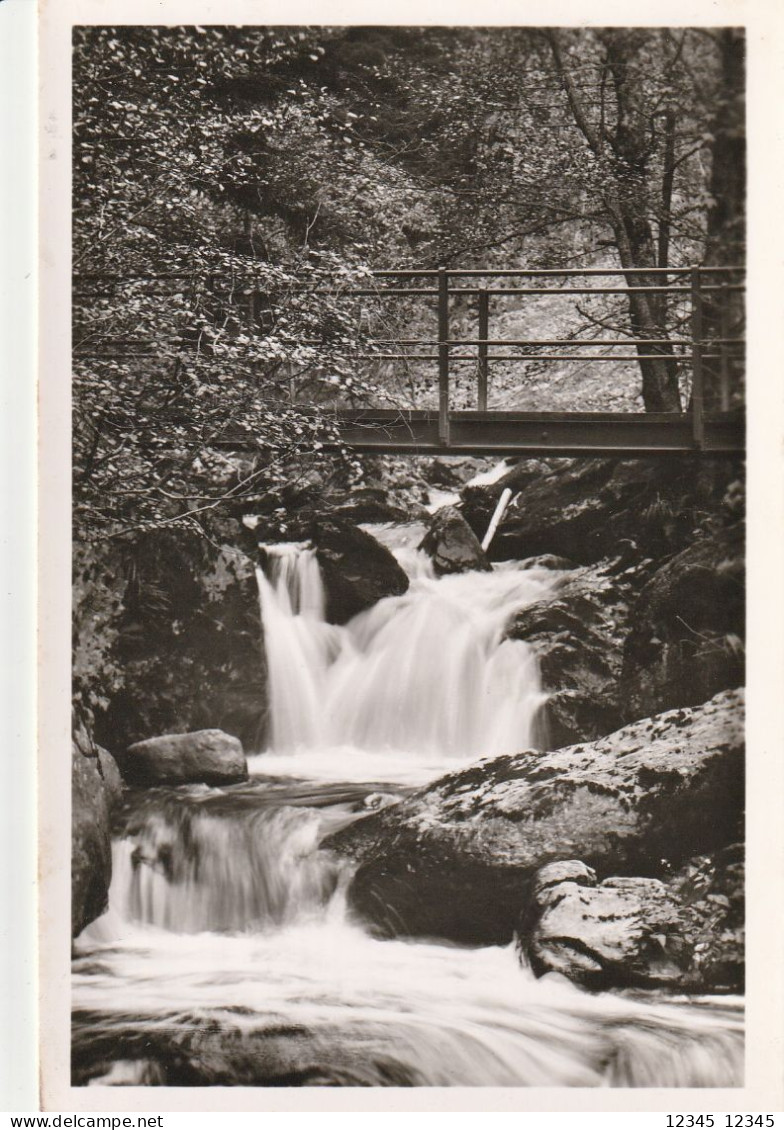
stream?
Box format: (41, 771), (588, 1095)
(72, 519), (744, 1088)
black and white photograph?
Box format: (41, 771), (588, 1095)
(27, 0), (784, 1112)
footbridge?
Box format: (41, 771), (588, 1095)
(75, 263), (746, 458)
(319, 266), (744, 457)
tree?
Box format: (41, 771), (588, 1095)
(544, 29), (725, 411)
(72, 26), (388, 540)
(73, 23), (745, 521)
(703, 28), (745, 407)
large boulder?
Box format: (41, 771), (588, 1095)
(461, 458), (611, 563)
(622, 521), (745, 718)
(330, 487), (420, 525)
(665, 842), (745, 991)
(424, 456), (497, 491)
(521, 864), (687, 990)
(117, 729), (248, 787)
(83, 533), (269, 753)
(418, 506), (492, 576)
(460, 456), (742, 566)
(506, 564), (631, 745)
(311, 518), (409, 625)
(327, 689), (744, 944)
(72, 730), (124, 937)
(506, 522), (744, 742)
(97, 745), (124, 806)
(519, 845), (744, 993)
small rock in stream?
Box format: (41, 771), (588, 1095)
(117, 729), (248, 787)
(418, 505), (492, 575)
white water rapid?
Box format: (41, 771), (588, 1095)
(73, 525), (744, 1089)
(252, 530), (549, 782)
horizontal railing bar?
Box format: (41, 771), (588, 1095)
(358, 353), (729, 362)
(477, 285), (744, 296)
(474, 286), (689, 296)
(342, 338), (744, 347)
(74, 283), (745, 300)
(74, 267), (745, 283)
(370, 266), (744, 278)
(313, 288), (439, 297)
(454, 338), (733, 347)
(306, 284), (744, 297)
(366, 270), (438, 277)
(330, 408), (744, 422)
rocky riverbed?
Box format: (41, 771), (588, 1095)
(73, 452), (745, 1013)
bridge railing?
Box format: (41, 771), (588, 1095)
(313, 266), (744, 449)
(73, 263), (745, 455)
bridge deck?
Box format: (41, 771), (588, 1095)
(320, 409), (744, 457)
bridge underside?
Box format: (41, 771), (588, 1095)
(320, 409), (744, 457)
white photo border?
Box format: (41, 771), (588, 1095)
(38, 0), (784, 1112)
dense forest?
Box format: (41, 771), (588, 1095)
(73, 26), (745, 540)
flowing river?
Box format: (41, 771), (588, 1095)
(72, 521), (743, 1088)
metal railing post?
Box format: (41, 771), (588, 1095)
(438, 267), (450, 445)
(247, 290), (258, 330)
(690, 267), (705, 449)
(719, 280), (731, 411)
(478, 287), (489, 412)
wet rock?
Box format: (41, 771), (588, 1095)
(461, 458), (614, 562)
(349, 454), (434, 516)
(327, 689), (744, 945)
(72, 730), (124, 937)
(72, 989), (744, 1088)
(363, 792), (399, 812)
(460, 457), (742, 566)
(118, 729), (248, 787)
(507, 532), (743, 742)
(418, 506), (492, 576)
(531, 859), (597, 895)
(622, 522), (745, 718)
(519, 555), (576, 571)
(311, 518), (409, 625)
(97, 745), (124, 807)
(244, 459), (433, 540)
(424, 457), (495, 490)
(521, 867), (686, 990)
(666, 842), (744, 992)
(330, 487), (419, 525)
(71, 1013), (481, 1087)
(89, 534), (268, 753)
(506, 565), (630, 744)
(519, 844), (744, 993)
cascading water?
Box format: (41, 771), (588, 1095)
(109, 799), (345, 934)
(72, 518), (744, 1089)
(253, 532), (549, 779)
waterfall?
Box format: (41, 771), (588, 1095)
(76, 793), (744, 1088)
(108, 798), (346, 934)
(73, 527), (745, 1090)
(254, 538), (550, 775)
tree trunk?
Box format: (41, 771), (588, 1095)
(548, 30), (682, 412)
(604, 196), (682, 412)
(703, 29), (745, 409)
(601, 31), (681, 412)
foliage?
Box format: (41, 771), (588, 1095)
(72, 542), (126, 725)
(73, 27), (385, 541)
(73, 25), (744, 542)
(74, 529), (268, 748)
